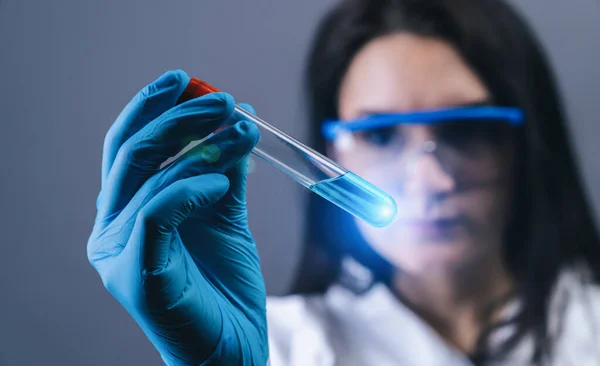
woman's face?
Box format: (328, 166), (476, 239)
(335, 33), (515, 275)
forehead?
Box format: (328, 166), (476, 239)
(338, 33), (490, 119)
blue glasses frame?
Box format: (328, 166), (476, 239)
(322, 106), (524, 141)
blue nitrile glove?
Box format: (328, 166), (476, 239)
(87, 70), (268, 366)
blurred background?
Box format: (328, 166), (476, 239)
(0, 0), (598, 364)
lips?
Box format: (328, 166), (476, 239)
(399, 217), (465, 239)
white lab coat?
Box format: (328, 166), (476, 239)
(266, 268), (600, 366)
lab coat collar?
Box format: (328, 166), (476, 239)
(326, 283), (476, 366)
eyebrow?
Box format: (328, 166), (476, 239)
(354, 99), (494, 118)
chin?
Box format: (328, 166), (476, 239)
(357, 218), (483, 274)
(384, 241), (472, 274)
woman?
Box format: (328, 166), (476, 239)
(87, 0), (600, 365)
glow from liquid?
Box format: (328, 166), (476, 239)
(309, 172), (397, 228)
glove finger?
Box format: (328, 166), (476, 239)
(102, 70), (189, 189)
(97, 92), (235, 219)
(216, 103), (258, 211)
(132, 173), (230, 274)
(238, 103), (256, 115)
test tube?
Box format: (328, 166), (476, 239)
(177, 78), (397, 228)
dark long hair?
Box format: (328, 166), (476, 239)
(290, 0), (600, 363)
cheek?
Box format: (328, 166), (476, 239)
(458, 150), (516, 236)
(458, 185), (513, 235)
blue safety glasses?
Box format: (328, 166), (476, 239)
(321, 106), (524, 184)
(322, 106), (524, 140)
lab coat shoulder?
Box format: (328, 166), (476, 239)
(548, 270), (600, 365)
(504, 269), (600, 365)
(266, 292), (336, 366)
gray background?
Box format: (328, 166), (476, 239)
(0, 0), (598, 365)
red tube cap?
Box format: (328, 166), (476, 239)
(176, 78), (221, 105)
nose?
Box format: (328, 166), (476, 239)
(401, 145), (456, 196)
(386, 125), (455, 195)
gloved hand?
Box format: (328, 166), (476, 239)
(87, 70), (268, 365)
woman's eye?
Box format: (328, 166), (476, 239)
(436, 123), (478, 148)
(436, 120), (513, 150)
(358, 127), (397, 146)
